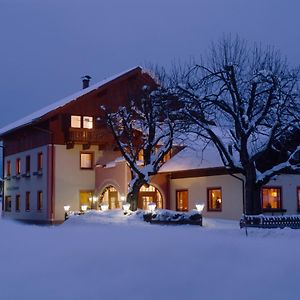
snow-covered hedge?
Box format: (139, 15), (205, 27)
(143, 209), (202, 226)
(240, 215), (300, 229)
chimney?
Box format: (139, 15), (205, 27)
(81, 75), (91, 89)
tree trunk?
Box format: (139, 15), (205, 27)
(244, 168), (262, 215)
(126, 178), (145, 211)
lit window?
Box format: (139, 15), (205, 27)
(26, 156), (30, 173)
(37, 152), (43, 171)
(71, 115), (81, 128)
(207, 188), (222, 211)
(6, 160), (11, 177)
(163, 150), (172, 163)
(176, 190), (188, 211)
(138, 149), (144, 161)
(16, 195), (20, 212)
(262, 187), (281, 210)
(80, 152), (93, 169)
(37, 191), (42, 211)
(16, 158), (21, 175)
(26, 192), (30, 211)
(5, 196), (11, 212)
(297, 188), (300, 211)
(83, 116), (93, 129)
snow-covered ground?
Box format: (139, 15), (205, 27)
(0, 210), (300, 300)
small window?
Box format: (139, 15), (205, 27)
(16, 158), (21, 175)
(138, 149), (144, 161)
(16, 195), (20, 212)
(176, 190), (188, 211)
(207, 188), (222, 211)
(71, 115), (81, 128)
(5, 196), (12, 212)
(163, 150), (172, 163)
(83, 116), (93, 129)
(26, 192), (30, 211)
(26, 156), (31, 173)
(37, 191), (42, 211)
(37, 152), (43, 171)
(297, 187), (300, 211)
(6, 160), (11, 177)
(262, 187), (281, 210)
(80, 152), (93, 169)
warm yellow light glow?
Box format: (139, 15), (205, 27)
(120, 195), (126, 202)
(81, 205), (88, 212)
(64, 205), (70, 212)
(101, 203), (109, 211)
(195, 203), (205, 213)
(92, 196), (98, 202)
(271, 191), (277, 197)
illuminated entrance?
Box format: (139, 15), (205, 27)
(100, 186), (121, 209)
(138, 185), (163, 210)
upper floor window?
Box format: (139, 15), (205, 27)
(6, 160), (11, 177)
(80, 152), (94, 169)
(83, 116), (93, 129)
(262, 187), (281, 210)
(16, 158), (21, 175)
(26, 155), (31, 173)
(71, 115), (81, 128)
(207, 188), (222, 211)
(37, 152), (43, 171)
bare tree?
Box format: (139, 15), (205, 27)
(101, 79), (176, 210)
(175, 36), (300, 215)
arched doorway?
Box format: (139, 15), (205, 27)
(100, 186), (122, 209)
(138, 185), (163, 210)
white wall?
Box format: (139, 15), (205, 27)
(3, 145), (48, 221)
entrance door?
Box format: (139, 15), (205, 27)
(108, 190), (119, 209)
(138, 193), (157, 210)
(80, 190), (93, 209)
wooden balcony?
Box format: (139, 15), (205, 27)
(65, 128), (114, 149)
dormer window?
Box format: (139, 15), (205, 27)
(71, 115), (81, 128)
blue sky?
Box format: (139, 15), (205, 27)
(0, 0), (300, 128)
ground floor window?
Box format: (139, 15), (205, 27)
(262, 187), (281, 210)
(26, 192), (30, 211)
(37, 191), (42, 211)
(16, 195), (20, 212)
(207, 188), (222, 211)
(5, 196), (11, 212)
(176, 190), (188, 212)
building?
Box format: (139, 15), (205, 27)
(1, 66), (300, 223)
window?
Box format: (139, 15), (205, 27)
(71, 115), (81, 128)
(207, 188), (222, 211)
(16, 195), (20, 212)
(16, 158), (21, 175)
(26, 155), (30, 173)
(262, 187), (281, 210)
(37, 152), (43, 171)
(26, 192), (30, 211)
(176, 190), (188, 211)
(5, 196), (11, 212)
(297, 188), (300, 211)
(6, 160), (11, 177)
(80, 152), (93, 169)
(138, 149), (144, 161)
(37, 191), (42, 211)
(163, 150), (172, 163)
(83, 116), (93, 129)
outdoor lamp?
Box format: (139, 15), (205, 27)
(100, 203), (109, 211)
(148, 202), (156, 213)
(81, 205), (88, 212)
(120, 195), (126, 202)
(64, 205), (70, 212)
(92, 195), (98, 203)
(195, 203), (205, 213)
(122, 202), (131, 214)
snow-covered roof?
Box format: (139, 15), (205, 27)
(159, 139), (223, 173)
(0, 66), (143, 136)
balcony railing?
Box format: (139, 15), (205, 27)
(66, 128), (112, 145)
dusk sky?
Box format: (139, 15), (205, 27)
(1, 0), (300, 128)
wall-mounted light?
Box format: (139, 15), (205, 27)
(64, 205), (70, 212)
(195, 203), (205, 213)
(120, 194), (126, 202)
(81, 205), (88, 212)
